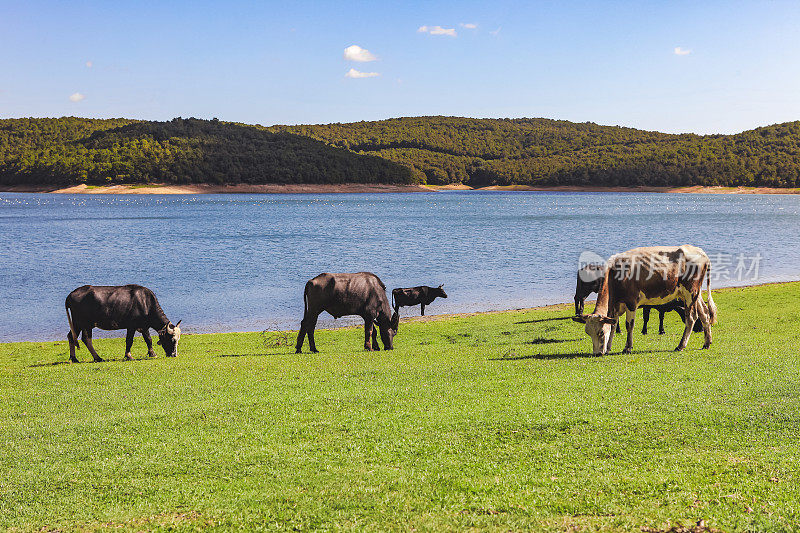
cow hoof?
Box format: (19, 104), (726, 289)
(69, 358), (79, 364)
(659, 331), (666, 335)
(310, 348), (319, 354)
(674, 346), (684, 352)
(148, 351), (156, 358)
(702, 343), (711, 349)
(93, 357), (105, 363)
(124, 354), (133, 361)
(622, 348), (632, 354)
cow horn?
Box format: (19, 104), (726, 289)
(175, 319), (182, 328)
(438, 284), (443, 288)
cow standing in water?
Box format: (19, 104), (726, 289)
(296, 272), (399, 353)
(65, 285), (182, 363)
(392, 285), (447, 317)
(572, 245), (717, 355)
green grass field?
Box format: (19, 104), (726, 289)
(2, 283), (800, 532)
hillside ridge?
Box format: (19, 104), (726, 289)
(1, 116), (799, 188)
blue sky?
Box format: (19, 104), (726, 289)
(1, 0), (799, 134)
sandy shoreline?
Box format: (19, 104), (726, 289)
(2, 183), (800, 195)
(0, 183), (431, 195)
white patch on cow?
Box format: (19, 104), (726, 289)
(636, 287), (685, 306)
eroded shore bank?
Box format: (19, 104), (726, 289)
(3, 183), (800, 195)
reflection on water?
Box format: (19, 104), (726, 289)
(1, 191), (799, 341)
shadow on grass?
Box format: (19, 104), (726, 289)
(514, 316), (573, 325)
(219, 351), (290, 358)
(29, 356), (162, 367)
(525, 338), (578, 345)
(491, 347), (678, 361)
(29, 360), (74, 368)
(491, 351), (596, 361)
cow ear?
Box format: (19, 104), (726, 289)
(601, 316), (617, 325)
(572, 315), (587, 324)
(438, 284), (443, 288)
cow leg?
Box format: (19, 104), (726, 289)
(82, 329), (104, 362)
(641, 307), (651, 335)
(697, 300), (713, 349)
(622, 309), (636, 354)
(67, 330), (79, 363)
(420, 304), (425, 316)
(295, 323), (307, 353)
(675, 299), (698, 351)
(658, 309), (667, 335)
(124, 329), (135, 360)
(296, 312), (319, 354)
(575, 297), (584, 316)
(364, 318), (375, 351)
(305, 314), (319, 353)
(606, 320), (616, 354)
(371, 322), (380, 351)
(141, 329), (156, 357)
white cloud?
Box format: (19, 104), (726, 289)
(417, 25), (457, 37)
(459, 23), (477, 29)
(343, 45), (377, 62)
(345, 68), (379, 79)
(674, 46), (691, 55)
(69, 92), (85, 102)
(85, 60), (93, 68)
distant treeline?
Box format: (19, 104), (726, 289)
(2, 116), (800, 187)
(0, 117), (413, 186)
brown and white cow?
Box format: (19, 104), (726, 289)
(572, 245), (717, 355)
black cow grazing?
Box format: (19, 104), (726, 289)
(65, 285), (182, 363)
(641, 300), (703, 335)
(575, 264), (608, 315)
(296, 272), (399, 354)
(392, 285), (447, 316)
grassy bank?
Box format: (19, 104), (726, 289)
(2, 283), (800, 531)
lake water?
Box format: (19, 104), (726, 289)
(2, 191), (799, 342)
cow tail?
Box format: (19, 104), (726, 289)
(706, 265), (718, 325)
(303, 282), (310, 317)
(65, 299), (79, 349)
(391, 289), (395, 311)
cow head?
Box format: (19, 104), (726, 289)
(379, 312), (399, 350)
(157, 320), (182, 357)
(572, 314), (616, 355)
(436, 284), (448, 298)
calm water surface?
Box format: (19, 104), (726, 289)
(1, 191), (799, 341)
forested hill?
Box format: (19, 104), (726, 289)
(0, 117), (414, 186)
(269, 117), (800, 187)
(1, 116), (800, 188)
